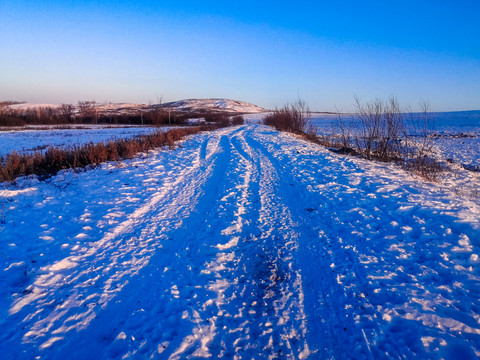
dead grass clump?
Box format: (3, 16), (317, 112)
(107, 141), (119, 161)
(0, 152), (22, 180)
(304, 132), (335, 148)
(44, 147), (72, 174)
(0, 125), (222, 182)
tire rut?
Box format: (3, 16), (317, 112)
(244, 128), (378, 358)
(6, 129), (231, 357)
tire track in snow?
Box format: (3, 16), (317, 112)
(246, 126), (480, 359)
(197, 127), (311, 359)
(245, 128), (400, 358)
(9, 128), (246, 358)
(146, 126), (310, 359)
(71, 131), (242, 359)
(48, 126), (311, 359)
(3, 128), (229, 355)
(243, 129), (348, 357)
(240, 130), (311, 359)
(4, 125), (479, 359)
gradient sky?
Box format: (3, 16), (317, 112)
(1, 0), (479, 112)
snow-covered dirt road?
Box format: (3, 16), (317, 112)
(1, 125), (479, 359)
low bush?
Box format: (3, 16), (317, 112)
(203, 112), (231, 126)
(404, 156), (444, 181)
(231, 115), (245, 126)
(263, 100), (310, 134)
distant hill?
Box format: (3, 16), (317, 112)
(7, 98), (267, 116)
(159, 98), (266, 114)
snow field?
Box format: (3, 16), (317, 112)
(433, 136), (480, 169)
(0, 125), (479, 359)
(310, 111), (480, 169)
(0, 126), (168, 156)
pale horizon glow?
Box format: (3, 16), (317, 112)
(1, 1), (479, 112)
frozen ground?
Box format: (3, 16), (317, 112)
(1, 124), (479, 359)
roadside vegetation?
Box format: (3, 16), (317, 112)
(264, 97), (443, 181)
(0, 125), (224, 182)
(263, 100), (311, 134)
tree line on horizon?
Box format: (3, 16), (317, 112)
(0, 100), (245, 127)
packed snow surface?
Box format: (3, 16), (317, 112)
(1, 125), (480, 359)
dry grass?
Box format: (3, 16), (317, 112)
(0, 125), (221, 182)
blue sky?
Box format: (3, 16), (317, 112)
(1, 0), (479, 111)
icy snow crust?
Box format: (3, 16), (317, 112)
(1, 125), (480, 359)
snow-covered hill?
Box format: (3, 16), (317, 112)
(8, 103), (61, 110)
(159, 98), (266, 113)
(6, 99), (267, 116)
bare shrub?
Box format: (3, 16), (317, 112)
(264, 100), (311, 134)
(331, 97), (441, 180)
(404, 156), (443, 181)
(203, 112), (231, 126)
(58, 104), (75, 123)
(351, 96), (405, 161)
(0, 107), (25, 126)
(144, 107), (167, 125)
(330, 108), (351, 151)
(402, 102), (435, 160)
(231, 115), (245, 126)
(16, 106), (60, 125)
